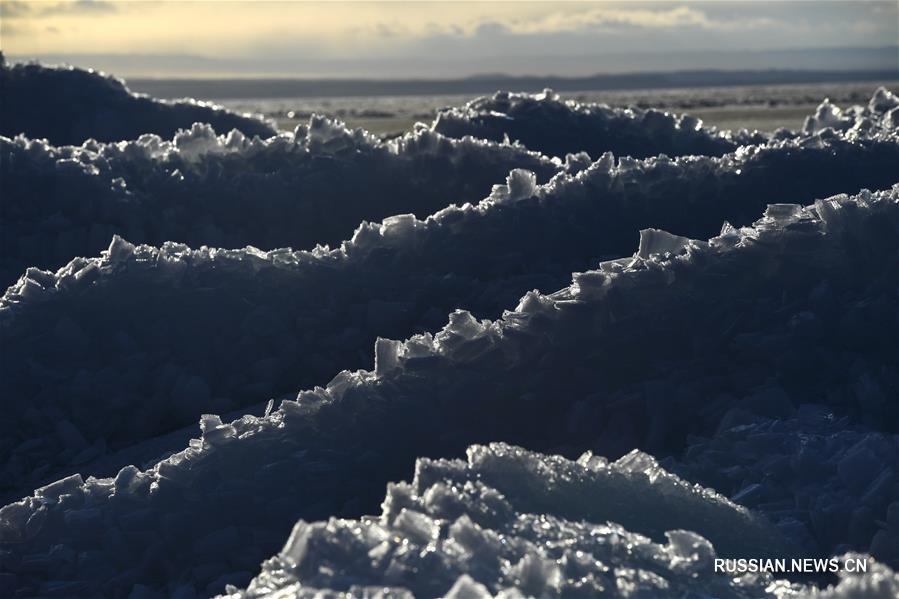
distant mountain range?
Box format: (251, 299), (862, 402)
(10, 44), (898, 82)
(124, 69), (899, 100)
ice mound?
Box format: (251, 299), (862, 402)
(0, 120), (561, 288)
(0, 58), (276, 145)
(4, 87), (895, 289)
(1, 188), (895, 596)
(3, 127), (897, 499)
(228, 443), (796, 598)
(431, 88), (768, 159)
(803, 87), (899, 136)
(224, 447), (899, 599)
(0, 445), (796, 598)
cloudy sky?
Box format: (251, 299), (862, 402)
(2, 1), (897, 78)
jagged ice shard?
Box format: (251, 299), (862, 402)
(228, 444), (899, 599)
(0, 119), (564, 288)
(430, 88), (769, 159)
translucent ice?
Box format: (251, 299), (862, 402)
(0, 120), (561, 288)
(1, 188), (896, 596)
(222, 445), (897, 599)
(3, 119), (897, 498)
(432, 88), (768, 159)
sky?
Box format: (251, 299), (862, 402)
(1, 1), (898, 78)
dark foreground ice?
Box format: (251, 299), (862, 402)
(2, 96), (898, 500)
(1, 185), (896, 597)
(1, 66), (898, 597)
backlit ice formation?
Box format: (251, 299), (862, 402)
(3, 115), (898, 498)
(4, 87), (896, 289)
(225, 444), (899, 599)
(1, 187), (895, 597)
(2, 63), (897, 597)
(232, 443), (791, 598)
(3, 103), (898, 499)
(431, 88), (769, 159)
(803, 86), (899, 136)
(0, 119), (560, 286)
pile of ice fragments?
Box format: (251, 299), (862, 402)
(0, 120), (561, 287)
(1, 63), (898, 598)
(3, 112), (898, 497)
(232, 444), (897, 599)
(803, 87), (899, 136)
(0, 56), (276, 145)
(2, 185), (897, 597)
(431, 89), (769, 159)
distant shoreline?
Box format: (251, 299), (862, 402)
(126, 69), (899, 100)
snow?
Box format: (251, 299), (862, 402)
(0, 58), (276, 145)
(1, 186), (896, 596)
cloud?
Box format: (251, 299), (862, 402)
(5, 1), (896, 76)
(505, 6), (719, 34)
(514, 5), (789, 36)
(0, 0), (31, 19)
(346, 4), (782, 48)
(1, 0), (117, 19)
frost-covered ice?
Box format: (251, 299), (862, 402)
(432, 87), (899, 160)
(431, 89), (769, 159)
(222, 445), (898, 599)
(2, 443), (797, 598)
(0, 57), (276, 145)
(3, 116), (898, 498)
(4, 87), (896, 289)
(3, 69), (898, 598)
(230, 443), (790, 598)
(1, 188), (895, 596)
(803, 87), (899, 135)
(0, 119), (560, 287)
